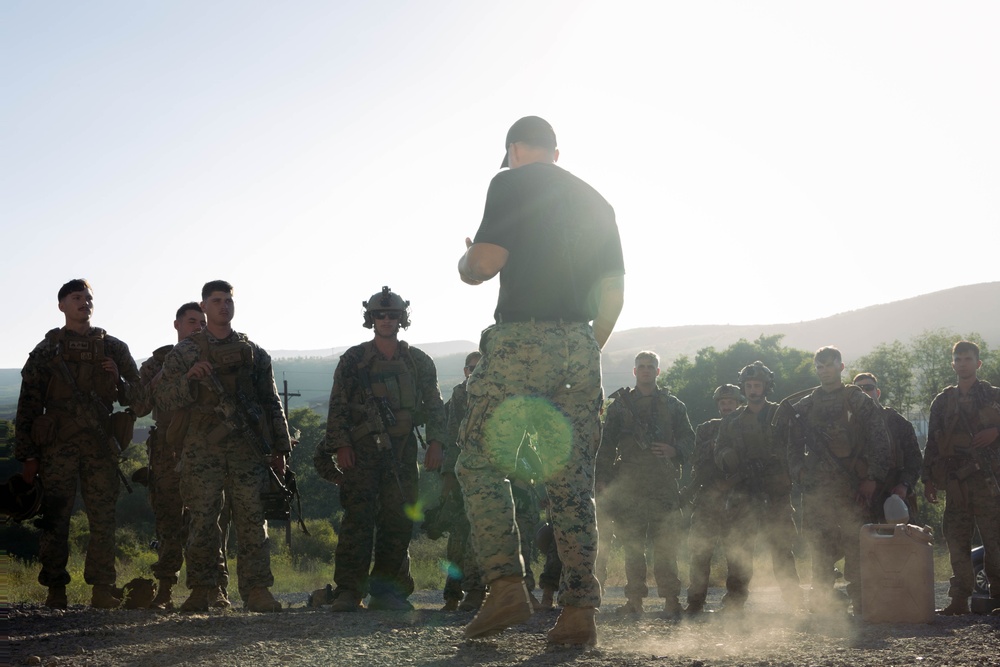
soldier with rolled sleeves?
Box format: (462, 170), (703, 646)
(155, 280), (289, 613)
(15, 278), (141, 609)
(684, 384), (743, 614)
(598, 350), (695, 618)
(921, 341), (1000, 616)
(325, 286), (446, 612)
(852, 372), (922, 522)
(786, 346), (890, 615)
(713, 362), (802, 613)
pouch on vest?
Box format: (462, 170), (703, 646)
(165, 411), (191, 452)
(110, 411), (136, 449)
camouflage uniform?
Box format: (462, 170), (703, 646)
(133, 346), (232, 590)
(685, 418), (734, 609)
(597, 386), (695, 605)
(456, 321), (605, 608)
(876, 405), (923, 521)
(441, 380), (483, 604)
(713, 402), (801, 606)
(787, 385), (890, 606)
(155, 329), (291, 592)
(14, 327), (140, 588)
(325, 340), (446, 601)
(922, 381), (1000, 600)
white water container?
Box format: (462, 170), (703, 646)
(860, 523), (935, 623)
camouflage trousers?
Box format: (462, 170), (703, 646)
(36, 434), (119, 587)
(335, 435), (418, 599)
(613, 466), (683, 601)
(686, 485), (733, 606)
(457, 322), (603, 608)
(147, 427), (185, 584)
(594, 488), (617, 588)
(801, 474), (868, 602)
(725, 489), (801, 605)
(443, 488), (482, 602)
(180, 433), (272, 591)
(942, 474), (1000, 598)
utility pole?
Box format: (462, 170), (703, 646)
(280, 374), (301, 415)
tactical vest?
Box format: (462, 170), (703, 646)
(806, 387), (861, 459)
(44, 327), (117, 415)
(356, 343), (419, 440)
(191, 332), (255, 410)
(937, 386), (1000, 458)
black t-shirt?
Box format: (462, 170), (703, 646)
(473, 163), (624, 323)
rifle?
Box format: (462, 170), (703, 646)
(955, 409), (1000, 498)
(203, 372), (309, 537)
(51, 346), (133, 493)
(357, 367), (405, 497)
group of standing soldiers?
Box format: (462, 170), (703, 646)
(596, 344), (1000, 620)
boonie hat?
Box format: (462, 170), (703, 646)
(500, 116), (557, 168)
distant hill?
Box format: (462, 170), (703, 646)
(2, 283), (997, 418)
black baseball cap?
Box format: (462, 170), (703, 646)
(500, 116), (557, 168)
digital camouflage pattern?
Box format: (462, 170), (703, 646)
(713, 402), (800, 606)
(876, 406), (923, 520)
(787, 384), (890, 605)
(686, 418), (734, 608)
(15, 327), (140, 588)
(441, 381), (482, 603)
(597, 386), (694, 603)
(922, 380), (1000, 599)
(325, 340), (445, 600)
(456, 321), (604, 608)
(155, 330), (290, 592)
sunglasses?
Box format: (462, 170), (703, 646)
(857, 384), (877, 392)
(373, 311), (401, 321)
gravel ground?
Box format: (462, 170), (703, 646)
(9, 583), (1000, 667)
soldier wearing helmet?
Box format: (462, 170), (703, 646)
(323, 286), (446, 612)
(712, 361), (802, 612)
(684, 384), (743, 614)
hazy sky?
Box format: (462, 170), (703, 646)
(2, 1), (998, 369)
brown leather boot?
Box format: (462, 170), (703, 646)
(937, 598), (970, 616)
(245, 587), (282, 613)
(151, 581), (174, 610)
(45, 586), (68, 609)
(330, 590), (364, 612)
(91, 584), (123, 609)
(547, 605), (598, 646)
(464, 576), (532, 638)
(180, 586), (213, 612)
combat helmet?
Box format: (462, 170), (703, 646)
(737, 360), (775, 394)
(1, 474), (43, 524)
(362, 286), (411, 329)
(713, 384), (743, 403)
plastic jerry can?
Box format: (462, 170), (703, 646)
(860, 523), (934, 623)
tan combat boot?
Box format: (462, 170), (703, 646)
(211, 587), (232, 609)
(547, 605), (598, 646)
(464, 576), (533, 638)
(937, 597), (970, 616)
(539, 586), (555, 610)
(91, 584), (123, 609)
(180, 586), (213, 612)
(615, 598), (643, 615)
(151, 580), (174, 610)
(330, 590), (363, 612)
(245, 587), (282, 613)
(45, 586), (68, 609)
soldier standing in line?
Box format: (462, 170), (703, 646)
(15, 279), (141, 609)
(713, 362), (802, 612)
(457, 115), (625, 645)
(786, 346), (890, 615)
(597, 351), (695, 619)
(852, 373), (922, 522)
(684, 384), (743, 614)
(325, 286), (446, 612)
(440, 351), (486, 612)
(155, 280), (289, 613)
(921, 341), (1000, 616)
